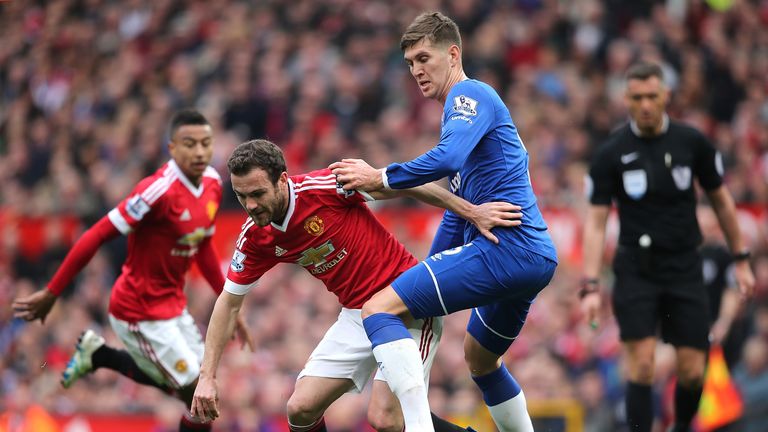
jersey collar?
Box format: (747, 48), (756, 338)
(630, 113), (669, 138)
(270, 178), (295, 232)
(168, 160), (204, 198)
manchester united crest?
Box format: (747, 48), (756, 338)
(304, 215), (324, 236)
(206, 201), (218, 221)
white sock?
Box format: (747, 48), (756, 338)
(372, 338), (434, 432)
(487, 391), (533, 432)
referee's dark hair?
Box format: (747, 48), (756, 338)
(626, 62), (664, 82)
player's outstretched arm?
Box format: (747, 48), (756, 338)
(192, 290), (245, 422)
(12, 216), (120, 323)
(12, 289), (57, 324)
(369, 182), (522, 244)
(330, 158), (384, 191)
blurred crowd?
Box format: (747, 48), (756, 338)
(2, 0), (768, 431)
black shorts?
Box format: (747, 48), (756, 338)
(611, 246), (710, 350)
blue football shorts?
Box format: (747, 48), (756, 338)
(392, 235), (556, 354)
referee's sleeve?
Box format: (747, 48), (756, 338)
(588, 144), (614, 205)
(695, 133), (724, 191)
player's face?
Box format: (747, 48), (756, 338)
(404, 38), (458, 102)
(169, 124), (214, 185)
(231, 168), (289, 227)
(625, 76), (669, 135)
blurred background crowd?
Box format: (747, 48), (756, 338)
(2, 0), (768, 431)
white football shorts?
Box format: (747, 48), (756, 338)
(297, 308), (442, 393)
(109, 309), (204, 389)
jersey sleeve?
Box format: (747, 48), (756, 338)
(693, 132), (724, 191)
(384, 81), (494, 189)
(223, 223), (276, 295)
(588, 142), (615, 205)
(107, 176), (169, 234)
(305, 168), (374, 206)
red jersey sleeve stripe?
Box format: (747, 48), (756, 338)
(108, 208), (132, 234)
(300, 173), (335, 181)
(141, 174), (175, 204)
(223, 279), (257, 295)
(140, 174), (172, 200)
(235, 218), (254, 250)
(294, 180), (336, 189)
(294, 184), (336, 192)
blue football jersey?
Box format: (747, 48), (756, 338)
(385, 79), (556, 261)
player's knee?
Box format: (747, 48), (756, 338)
(464, 353), (501, 376)
(367, 403), (403, 432)
(286, 392), (323, 425)
(463, 336), (502, 376)
(361, 300), (379, 320)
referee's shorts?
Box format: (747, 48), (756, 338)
(611, 246), (710, 350)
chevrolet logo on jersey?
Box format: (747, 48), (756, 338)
(177, 227), (207, 246)
(297, 241), (336, 267)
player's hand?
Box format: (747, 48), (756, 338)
(234, 313), (255, 352)
(12, 289), (57, 324)
(470, 202), (523, 244)
(329, 159), (383, 191)
(733, 260), (755, 300)
(191, 375), (220, 422)
(579, 291), (601, 330)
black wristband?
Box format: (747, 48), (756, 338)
(733, 250), (751, 261)
(578, 278), (600, 299)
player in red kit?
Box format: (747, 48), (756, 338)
(13, 109), (253, 432)
(191, 139), (522, 432)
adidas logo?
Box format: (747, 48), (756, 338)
(275, 246), (287, 257)
(180, 209), (191, 221)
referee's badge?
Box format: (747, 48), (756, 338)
(671, 166), (692, 190)
(622, 169), (647, 200)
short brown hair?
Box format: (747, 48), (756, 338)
(227, 139), (286, 184)
(626, 62), (664, 82)
(400, 12), (462, 51)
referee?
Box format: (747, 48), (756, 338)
(579, 62), (755, 432)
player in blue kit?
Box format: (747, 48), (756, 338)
(331, 11), (558, 432)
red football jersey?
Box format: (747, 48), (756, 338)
(224, 169), (418, 308)
(107, 160), (222, 321)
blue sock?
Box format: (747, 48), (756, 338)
(472, 364), (521, 406)
(363, 313), (412, 348)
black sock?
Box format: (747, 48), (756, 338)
(179, 415), (212, 432)
(432, 412), (470, 432)
(91, 345), (169, 391)
(674, 382), (703, 431)
(626, 381), (653, 432)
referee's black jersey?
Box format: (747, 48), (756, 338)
(588, 117), (723, 252)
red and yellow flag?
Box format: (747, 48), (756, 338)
(695, 345), (743, 431)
